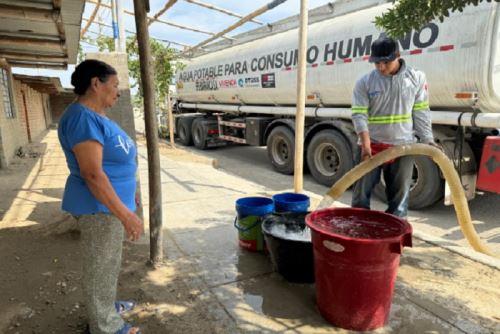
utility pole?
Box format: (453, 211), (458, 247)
(132, 0), (163, 264)
(293, 0), (309, 193)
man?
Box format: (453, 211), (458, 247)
(351, 37), (436, 218)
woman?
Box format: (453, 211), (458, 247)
(58, 59), (143, 334)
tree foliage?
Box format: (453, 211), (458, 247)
(375, 0), (500, 38)
(81, 34), (181, 111)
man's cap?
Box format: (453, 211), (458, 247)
(369, 37), (399, 63)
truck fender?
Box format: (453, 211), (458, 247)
(304, 120), (358, 155)
(263, 119), (296, 142)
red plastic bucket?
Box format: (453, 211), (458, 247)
(306, 208), (412, 331)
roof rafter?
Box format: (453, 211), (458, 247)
(183, 0), (263, 25)
(180, 0), (288, 57)
(85, 0), (233, 41)
(82, 19), (191, 49)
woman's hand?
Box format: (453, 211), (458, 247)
(122, 211), (144, 241)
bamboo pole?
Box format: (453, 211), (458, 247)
(166, 92), (176, 148)
(86, 0), (233, 41)
(81, 0), (101, 38)
(293, 0), (309, 193)
(132, 0), (163, 264)
(184, 0), (264, 25)
(178, 0), (287, 57)
(83, 20), (190, 48)
(147, 0), (178, 26)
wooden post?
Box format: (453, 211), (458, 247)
(166, 92), (176, 148)
(294, 0), (309, 193)
(132, 0), (163, 264)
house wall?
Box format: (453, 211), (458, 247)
(86, 52), (136, 138)
(0, 62), (26, 168)
(12, 80), (51, 143)
(50, 91), (75, 123)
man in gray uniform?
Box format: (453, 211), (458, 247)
(351, 37), (436, 218)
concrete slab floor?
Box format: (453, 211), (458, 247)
(137, 143), (500, 334)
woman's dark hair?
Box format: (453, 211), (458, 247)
(71, 59), (117, 95)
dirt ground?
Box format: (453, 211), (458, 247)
(1, 132), (499, 334)
(0, 137), (223, 334)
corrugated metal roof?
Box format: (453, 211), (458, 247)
(0, 0), (85, 69)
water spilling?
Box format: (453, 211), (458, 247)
(316, 195), (335, 210)
(313, 215), (403, 239)
(262, 212), (311, 242)
(265, 222), (311, 242)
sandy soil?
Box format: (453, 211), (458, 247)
(0, 136), (224, 334)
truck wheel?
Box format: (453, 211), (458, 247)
(177, 117), (194, 146)
(191, 118), (208, 150)
(374, 156), (444, 209)
(266, 126), (295, 174)
(306, 130), (354, 186)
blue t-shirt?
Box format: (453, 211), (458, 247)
(58, 102), (137, 215)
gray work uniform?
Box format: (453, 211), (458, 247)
(351, 59), (434, 144)
(350, 59), (434, 217)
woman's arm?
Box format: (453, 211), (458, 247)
(73, 140), (143, 241)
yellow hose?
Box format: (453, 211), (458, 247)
(317, 143), (496, 258)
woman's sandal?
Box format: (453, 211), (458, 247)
(115, 300), (136, 314)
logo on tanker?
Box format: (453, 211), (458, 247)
(219, 79), (237, 88)
(237, 76), (260, 88)
(195, 79), (218, 91)
(178, 23), (440, 82)
(261, 73), (275, 89)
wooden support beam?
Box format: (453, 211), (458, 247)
(52, 0), (62, 10)
(0, 0), (53, 10)
(132, 0), (164, 264)
(0, 4), (55, 21)
(0, 53), (68, 63)
(293, 0), (308, 193)
(0, 48), (65, 57)
(7, 61), (67, 69)
(0, 36), (64, 50)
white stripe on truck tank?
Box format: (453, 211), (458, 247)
(177, 2), (500, 114)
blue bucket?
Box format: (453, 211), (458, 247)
(235, 197), (274, 251)
(272, 192), (310, 213)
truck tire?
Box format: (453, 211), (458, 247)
(177, 117), (194, 146)
(306, 129), (354, 186)
(191, 118), (208, 150)
(373, 156), (444, 210)
(267, 126), (295, 174)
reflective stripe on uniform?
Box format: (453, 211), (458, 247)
(368, 113), (412, 124)
(413, 101), (429, 111)
(352, 106), (368, 113)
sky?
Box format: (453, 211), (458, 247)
(13, 0), (335, 88)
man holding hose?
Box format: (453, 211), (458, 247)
(351, 37), (436, 218)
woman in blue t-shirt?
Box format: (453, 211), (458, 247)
(58, 59), (142, 334)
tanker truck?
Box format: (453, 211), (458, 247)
(173, 0), (500, 209)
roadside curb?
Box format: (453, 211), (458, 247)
(412, 230), (500, 270)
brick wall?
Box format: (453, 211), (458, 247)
(13, 80), (50, 142)
(50, 90), (75, 123)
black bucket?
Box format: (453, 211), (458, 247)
(261, 212), (314, 283)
